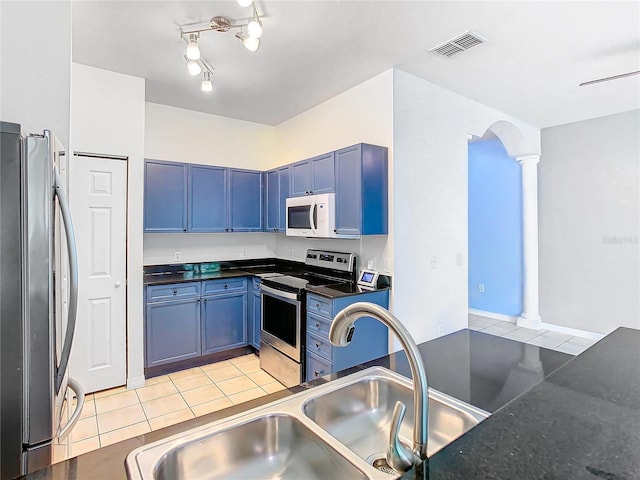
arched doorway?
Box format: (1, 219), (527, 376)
(469, 121), (542, 330)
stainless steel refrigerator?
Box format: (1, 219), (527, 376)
(1, 121), (85, 478)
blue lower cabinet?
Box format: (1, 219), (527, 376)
(305, 290), (389, 382)
(306, 351), (331, 382)
(201, 291), (247, 355)
(145, 298), (201, 367)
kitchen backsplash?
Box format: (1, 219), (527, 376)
(143, 232), (392, 274)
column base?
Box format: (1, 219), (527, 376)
(517, 313), (542, 330)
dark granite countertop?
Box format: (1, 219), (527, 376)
(24, 329), (583, 479)
(406, 327), (640, 480)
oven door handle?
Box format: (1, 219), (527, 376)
(261, 284), (299, 301)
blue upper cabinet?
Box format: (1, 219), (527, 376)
(229, 168), (263, 232)
(310, 152), (335, 194)
(264, 166), (290, 232)
(290, 160), (312, 196)
(277, 166), (290, 231)
(189, 165), (228, 232)
(264, 169), (279, 232)
(144, 160), (188, 232)
(290, 152), (335, 197)
(335, 144), (388, 235)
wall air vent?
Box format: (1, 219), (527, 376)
(429, 31), (486, 58)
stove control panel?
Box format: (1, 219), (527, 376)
(305, 249), (355, 273)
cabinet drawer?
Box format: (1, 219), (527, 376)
(251, 276), (262, 292)
(306, 293), (332, 318)
(307, 331), (332, 361)
(307, 312), (331, 338)
(146, 282), (200, 302)
(306, 351), (332, 382)
(202, 278), (247, 295)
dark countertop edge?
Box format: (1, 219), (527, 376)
(24, 330), (580, 479)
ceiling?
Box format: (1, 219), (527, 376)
(72, 1), (640, 128)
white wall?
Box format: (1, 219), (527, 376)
(70, 63), (146, 388)
(274, 70), (394, 274)
(392, 69), (540, 345)
(0, 1), (71, 148)
(539, 110), (640, 334)
(143, 103), (277, 265)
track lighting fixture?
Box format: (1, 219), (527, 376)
(179, 4), (266, 92)
(201, 71), (213, 93)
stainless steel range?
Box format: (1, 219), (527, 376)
(260, 250), (356, 387)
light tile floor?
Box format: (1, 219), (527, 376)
(468, 314), (599, 355)
(56, 353), (285, 462)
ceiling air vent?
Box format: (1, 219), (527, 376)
(429, 31), (486, 58)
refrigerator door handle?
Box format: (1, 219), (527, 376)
(53, 167), (79, 394)
(56, 377), (85, 442)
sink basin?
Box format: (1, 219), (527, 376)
(126, 367), (489, 479)
(129, 413), (366, 480)
(303, 375), (489, 461)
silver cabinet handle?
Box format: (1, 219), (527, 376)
(53, 168), (79, 394)
(57, 377), (85, 441)
(115, 281), (121, 288)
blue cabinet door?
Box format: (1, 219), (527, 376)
(334, 145), (363, 235)
(144, 160), (188, 232)
(201, 292), (247, 355)
(189, 165), (228, 232)
(278, 166), (290, 232)
(229, 169), (263, 232)
(265, 169), (279, 232)
(310, 152), (335, 194)
(290, 160), (312, 197)
(145, 298), (201, 367)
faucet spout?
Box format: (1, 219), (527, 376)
(329, 302), (429, 470)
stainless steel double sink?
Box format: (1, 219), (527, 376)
(126, 367), (489, 479)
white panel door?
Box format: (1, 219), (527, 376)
(69, 155), (127, 393)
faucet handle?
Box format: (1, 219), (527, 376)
(386, 401), (418, 472)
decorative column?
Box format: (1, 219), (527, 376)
(517, 154), (542, 330)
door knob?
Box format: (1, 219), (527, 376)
(115, 281), (121, 288)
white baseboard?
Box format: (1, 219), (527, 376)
(540, 322), (605, 341)
(127, 375), (146, 390)
(468, 308), (518, 324)
(468, 308), (605, 340)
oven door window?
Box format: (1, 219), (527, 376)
(262, 294), (298, 348)
(288, 205), (312, 229)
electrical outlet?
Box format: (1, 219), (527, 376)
(430, 255), (438, 269)
(174, 251), (181, 262)
(437, 322), (444, 335)
(242, 248), (248, 258)
(478, 283), (485, 293)
(290, 248), (294, 258)
(367, 258), (377, 270)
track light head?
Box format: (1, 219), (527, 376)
(247, 17), (262, 39)
(186, 58), (202, 76)
(201, 71), (213, 93)
(186, 33), (200, 60)
(237, 0), (253, 7)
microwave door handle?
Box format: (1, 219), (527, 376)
(309, 201), (317, 234)
(53, 167), (79, 394)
